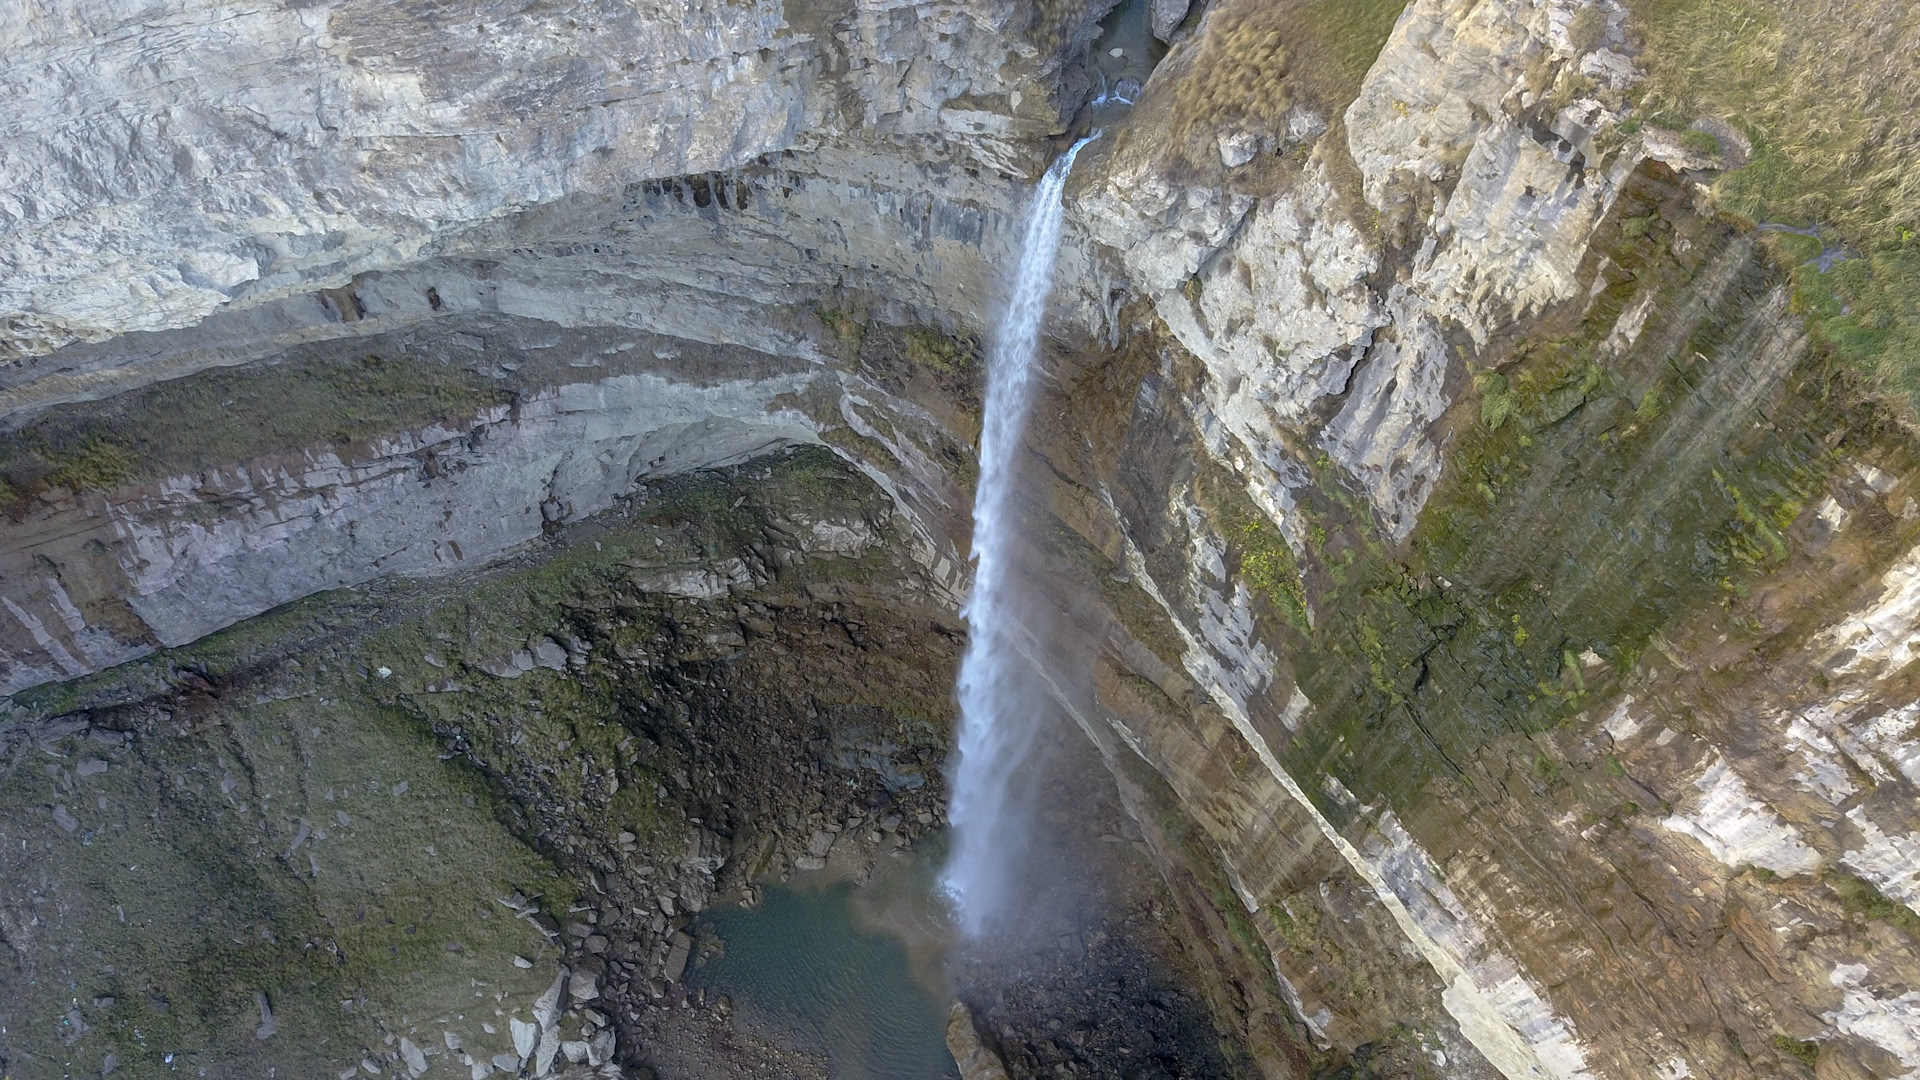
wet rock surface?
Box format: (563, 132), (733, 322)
(957, 818), (1243, 1079)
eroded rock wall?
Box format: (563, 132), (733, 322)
(1030, 0), (1920, 1075)
(0, 0), (1076, 357)
(4, 0), (1920, 1078)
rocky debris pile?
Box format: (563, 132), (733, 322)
(965, 917), (1241, 1080)
(513, 968), (620, 1078)
(382, 460), (965, 1076)
(378, 960), (633, 1080)
(763, 798), (948, 879)
(0, 450), (971, 1080)
(489, 786), (954, 1077)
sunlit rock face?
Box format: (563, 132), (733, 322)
(4, 0), (1920, 1079)
(0, 0), (1082, 692)
(0, 0), (1073, 356)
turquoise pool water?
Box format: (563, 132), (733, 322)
(688, 846), (959, 1080)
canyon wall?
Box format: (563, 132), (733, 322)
(2, 0), (1918, 1078)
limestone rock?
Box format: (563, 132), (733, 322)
(510, 1017), (538, 1061)
(945, 1001), (1011, 1080)
(253, 993), (276, 1040)
(0, 0), (1055, 358)
(533, 970), (569, 1031)
(535, 1026), (560, 1078)
(1150, 0), (1191, 41)
(1216, 130), (1267, 168)
(586, 1029), (614, 1067)
(398, 1038), (427, 1077)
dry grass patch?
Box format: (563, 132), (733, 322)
(1627, 0), (1920, 422)
(1162, 0), (1407, 166)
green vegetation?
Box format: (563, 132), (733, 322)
(1475, 370), (1520, 430)
(902, 326), (973, 373)
(0, 433), (138, 514)
(1420, 163), (1836, 663)
(1825, 869), (1920, 939)
(1788, 247), (1920, 420)
(0, 342), (509, 517)
(1627, 0), (1920, 422)
(45, 434), (139, 491)
(1255, 163), (1853, 806)
(1291, 0), (1411, 99)
(1170, 5), (1293, 150)
(820, 423), (900, 473)
(1165, 0), (1406, 167)
(1772, 1034), (1820, 1069)
(1196, 465), (1311, 631)
(1679, 128), (1723, 157)
(815, 302), (868, 362)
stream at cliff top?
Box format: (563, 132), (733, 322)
(1090, 0), (1166, 106)
(686, 835), (959, 1080)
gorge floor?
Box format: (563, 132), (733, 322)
(0, 449), (1246, 1080)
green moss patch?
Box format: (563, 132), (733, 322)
(901, 327), (975, 374)
(0, 434), (138, 515)
(1772, 1034), (1820, 1069)
(0, 342), (509, 519)
(1264, 163), (1856, 810)
(1825, 869), (1920, 941)
(1194, 465), (1311, 632)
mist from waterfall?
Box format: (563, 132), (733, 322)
(941, 136), (1096, 939)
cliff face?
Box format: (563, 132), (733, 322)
(3, 0), (1919, 1078)
(1, 0), (1071, 358)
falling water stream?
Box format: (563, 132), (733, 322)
(676, 139), (1104, 1080)
(941, 135), (1097, 937)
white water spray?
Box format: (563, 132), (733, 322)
(942, 136), (1096, 938)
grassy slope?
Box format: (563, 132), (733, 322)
(1147, 0), (1406, 175)
(1627, 0), (1920, 421)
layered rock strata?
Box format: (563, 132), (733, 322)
(2, 0), (1919, 1078)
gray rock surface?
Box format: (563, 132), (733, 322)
(4, 2), (1920, 1080)
(1149, 0), (1190, 41)
(1, 0), (1066, 359)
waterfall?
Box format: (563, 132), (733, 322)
(941, 136), (1096, 938)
